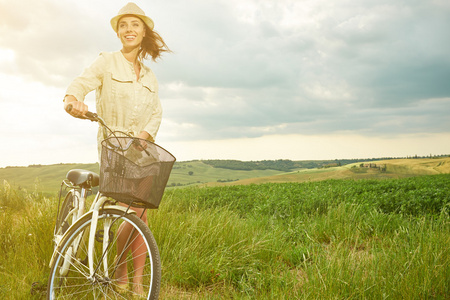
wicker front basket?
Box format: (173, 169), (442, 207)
(99, 137), (176, 209)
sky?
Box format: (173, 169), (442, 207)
(0, 0), (449, 167)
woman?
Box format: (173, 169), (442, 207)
(63, 2), (170, 296)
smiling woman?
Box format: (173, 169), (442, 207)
(60, 2), (171, 297)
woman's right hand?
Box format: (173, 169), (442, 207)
(64, 95), (88, 117)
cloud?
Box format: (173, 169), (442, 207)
(0, 0), (449, 167)
(153, 0), (450, 141)
(0, 0), (119, 87)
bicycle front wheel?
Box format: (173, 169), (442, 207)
(47, 208), (161, 299)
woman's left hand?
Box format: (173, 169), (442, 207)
(135, 131), (151, 150)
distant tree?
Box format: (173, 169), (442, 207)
(188, 171), (194, 176)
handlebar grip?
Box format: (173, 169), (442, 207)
(65, 103), (73, 112)
(66, 104), (98, 120)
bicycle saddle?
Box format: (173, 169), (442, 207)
(66, 169), (100, 188)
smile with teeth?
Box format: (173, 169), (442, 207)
(125, 35), (136, 40)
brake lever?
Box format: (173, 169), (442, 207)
(132, 138), (151, 156)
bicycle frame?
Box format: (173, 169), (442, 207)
(49, 107), (164, 298)
(50, 186), (136, 281)
(51, 110), (137, 279)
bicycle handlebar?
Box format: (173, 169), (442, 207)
(65, 104), (99, 121)
(65, 103), (150, 154)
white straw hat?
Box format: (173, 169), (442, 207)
(110, 2), (154, 32)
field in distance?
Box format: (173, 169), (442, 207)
(0, 156), (449, 193)
(204, 156), (450, 186)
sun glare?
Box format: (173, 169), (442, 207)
(0, 48), (15, 63)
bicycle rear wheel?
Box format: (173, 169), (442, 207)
(47, 208), (161, 299)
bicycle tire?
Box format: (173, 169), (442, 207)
(47, 208), (161, 299)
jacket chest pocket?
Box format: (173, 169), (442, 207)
(142, 83), (156, 102)
(111, 77), (133, 100)
(109, 74), (157, 110)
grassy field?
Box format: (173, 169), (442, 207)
(0, 173), (449, 299)
(169, 161), (283, 187)
(1, 157), (449, 194)
(0, 161), (284, 194)
(0, 163), (100, 194)
(209, 156), (450, 186)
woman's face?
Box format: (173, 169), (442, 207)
(117, 15), (146, 49)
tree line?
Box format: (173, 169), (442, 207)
(203, 159), (357, 172)
(202, 155), (449, 172)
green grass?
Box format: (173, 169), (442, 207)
(1, 175), (449, 299)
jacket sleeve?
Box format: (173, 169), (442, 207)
(65, 53), (107, 102)
(143, 92), (163, 142)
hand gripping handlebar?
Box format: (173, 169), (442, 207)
(65, 104), (99, 121)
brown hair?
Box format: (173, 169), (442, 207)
(139, 23), (171, 62)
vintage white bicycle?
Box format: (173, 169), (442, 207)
(47, 108), (175, 299)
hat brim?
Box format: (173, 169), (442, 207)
(110, 14), (154, 32)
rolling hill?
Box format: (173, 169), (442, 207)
(205, 156), (450, 186)
(0, 157), (449, 193)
